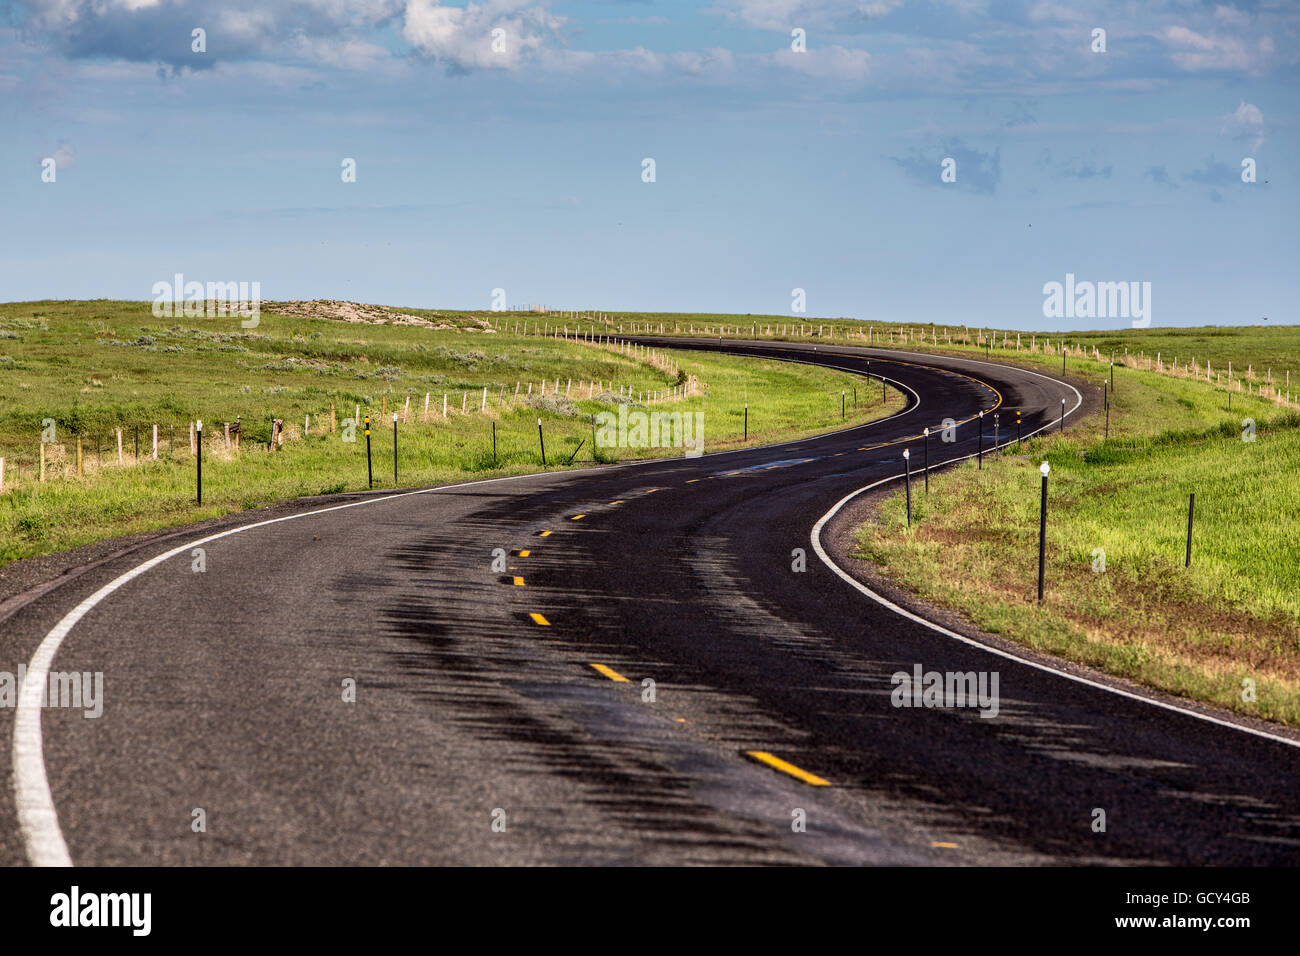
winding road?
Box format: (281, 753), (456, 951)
(2, 339), (1298, 866)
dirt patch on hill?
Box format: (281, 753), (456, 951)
(264, 300), (496, 332)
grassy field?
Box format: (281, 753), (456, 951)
(0, 300), (904, 568)
(430, 308), (1300, 398)
(852, 327), (1300, 726)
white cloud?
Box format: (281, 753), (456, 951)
(773, 44), (871, 80)
(1163, 25), (1266, 72)
(1222, 100), (1267, 151)
(402, 0), (563, 70)
(49, 143), (76, 169)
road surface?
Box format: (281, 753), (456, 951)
(2, 339), (1297, 866)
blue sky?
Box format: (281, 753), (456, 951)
(2, 0), (1296, 330)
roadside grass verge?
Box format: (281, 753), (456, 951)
(854, 350), (1300, 726)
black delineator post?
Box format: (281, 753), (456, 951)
(195, 420), (203, 504)
(1016, 412), (1022, 449)
(134, 426), (139, 462)
(842, 391), (846, 420)
(882, 377), (886, 403)
(744, 404), (748, 441)
(493, 421), (498, 467)
(1038, 461), (1050, 603)
(978, 411), (984, 469)
(923, 427), (930, 493)
(1062, 344), (1066, 374)
(994, 413), (1000, 458)
(393, 414), (398, 484)
(538, 418), (547, 467)
(1104, 385), (1110, 438)
(1185, 493), (1195, 567)
(853, 386), (857, 408)
(903, 449), (912, 528)
(1059, 398), (1066, 433)
(365, 415), (373, 489)
(1110, 362), (1115, 393)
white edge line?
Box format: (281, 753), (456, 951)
(14, 470), (581, 868)
(8, 345), (1064, 866)
(808, 383), (1300, 753)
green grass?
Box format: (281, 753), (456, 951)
(853, 337), (1300, 726)
(419, 308), (1299, 401)
(0, 300), (904, 567)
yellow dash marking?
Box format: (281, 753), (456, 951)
(538, 530), (551, 537)
(589, 663), (629, 682)
(686, 479), (700, 484)
(571, 514), (585, 520)
(645, 488), (660, 494)
(932, 842), (959, 849)
(519, 549), (530, 557)
(512, 576), (525, 586)
(674, 718), (687, 723)
(743, 751), (831, 786)
(609, 500), (625, 505)
(529, 613), (550, 626)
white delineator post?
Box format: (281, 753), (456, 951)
(116, 428), (124, 465)
(0, 457), (5, 493)
(152, 424), (158, 460)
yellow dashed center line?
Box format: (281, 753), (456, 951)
(537, 530), (552, 537)
(645, 488), (661, 494)
(518, 549), (530, 557)
(529, 612), (550, 626)
(589, 663), (629, 682)
(571, 514), (586, 520)
(512, 576), (525, 586)
(685, 479), (700, 484)
(609, 499), (625, 505)
(932, 842), (959, 849)
(743, 751), (831, 786)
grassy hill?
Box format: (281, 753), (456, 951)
(0, 300), (903, 567)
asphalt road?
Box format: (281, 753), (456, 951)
(2, 339), (1298, 866)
